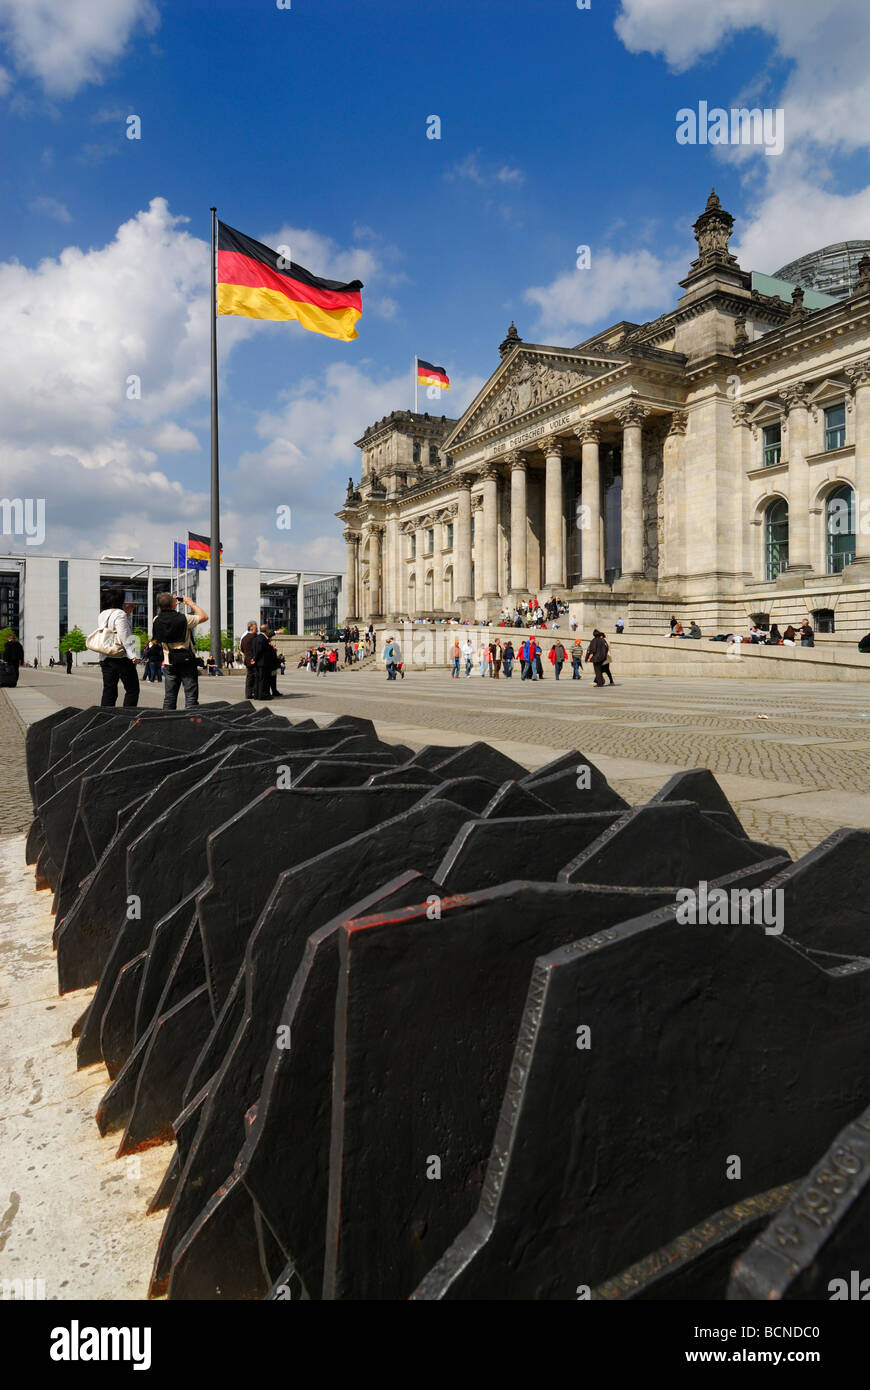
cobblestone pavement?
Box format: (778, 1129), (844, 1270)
(3, 662), (869, 858)
(0, 690), (33, 835)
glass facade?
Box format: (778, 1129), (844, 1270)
(260, 585), (297, 633)
(762, 423), (781, 467)
(774, 241), (870, 300)
(824, 403), (846, 451)
(765, 499), (789, 580)
(0, 571), (20, 635)
(303, 576), (341, 633)
(58, 560), (68, 640)
(100, 575), (148, 630)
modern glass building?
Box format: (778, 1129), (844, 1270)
(773, 241), (870, 300)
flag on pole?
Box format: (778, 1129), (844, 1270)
(416, 358), (450, 391)
(216, 221), (364, 341)
(188, 531), (222, 566)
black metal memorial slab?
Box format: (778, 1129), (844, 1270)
(324, 880), (678, 1302)
(728, 1103), (870, 1300)
(413, 883), (870, 1300)
(153, 805), (471, 1298)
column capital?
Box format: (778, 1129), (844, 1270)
(343, 527), (361, 544)
(781, 381), (810, 411)
(846, 359), (870, 389)
(477, 463), (501, 482)
(669, 408), (690, 435)
(541, 435), (564, 458)
(364, 521), (384, 538)
(573, 418), (600, 444)
(456, 471), (474, 491)
(504, 449), (528, 471)
(471, 493), (484, 512)
(615, 399), (649, 429)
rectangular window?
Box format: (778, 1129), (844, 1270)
(410, 534), (416, 559)
(471, 517), (476, 544)
(58, 559), (68, 641)
(762, 423), (781, 467)
(446, 523), (454, 549)
(412, 442), (421, 463)
(427, 528), (434, 554)
(824, 402), (846, 451)
(429, 445), (438, 467)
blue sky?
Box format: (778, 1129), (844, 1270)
(2, 0), (869, 570)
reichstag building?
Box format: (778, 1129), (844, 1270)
(337, 191), (870, 638)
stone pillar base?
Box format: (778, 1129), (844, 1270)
(612, 574), (655, 595)
(843, 557), (870, 580)
(776, 567), (811, 588)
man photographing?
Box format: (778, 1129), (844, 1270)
(152, 592), (208, 710)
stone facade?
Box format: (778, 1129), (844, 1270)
(338, 191), (870, 638)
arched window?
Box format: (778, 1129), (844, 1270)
(826, 484), (856, 573)
(444, 566), (454, 604)
(765, 499), (789, 580)
(424, 570), (434, 610)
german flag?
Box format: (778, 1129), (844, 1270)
(217, 222), (363, 341)
(188, 531), (222, 565)
(417, 358), (450, 391)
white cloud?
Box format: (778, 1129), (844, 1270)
(152, 421), (200, 452)
(446, 151), (525, 188)
(28, 195), (71, 223)
(0, 0), (159, 97)
(230, 363), (485, 572)
(0, 200), (421, 566)
(524, 249), (687, 342)
(616, 0), (870, 158)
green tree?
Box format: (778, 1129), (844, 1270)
(133, 626), (149, 652)
(59, 627), (87, 666)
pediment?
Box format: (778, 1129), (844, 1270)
(445, 347), (613, 451)
(808, 378), (848, 404)
(748, 398), (784, 424)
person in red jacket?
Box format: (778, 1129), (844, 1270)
(549, 639), (567, 680)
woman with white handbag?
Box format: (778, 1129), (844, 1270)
(86, 587), (139, 708)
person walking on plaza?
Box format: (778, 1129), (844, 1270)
(492, 637), (503, 678)
(533, 637), (544, 680)
(450, 638), (461, 678)
(586, 629), (609, 687)
(478, 640), (489, 677)
(240, 621), (259, 699)
(65, 648), (73, 674)
(502, 639), (514, 677)
(2, 634), (24, 686)
(462, 636), (473, 677)
(615, 617), (625, 634)
(549, 638), (567, 680)
(571, 637), (584, 679)
(260, 626), (281, 696)
(153, 591), (206, 709)
(382, 633), (401, 680)
(92, 589), (140, 708)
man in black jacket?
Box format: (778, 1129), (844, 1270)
(3, 636), (24, 685)
(153, 592), (207, 709)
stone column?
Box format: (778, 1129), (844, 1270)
(343, 529), (359, 619)
(573, 419), (602, 584)
(479, 464), (501, 599)
(454, 474), (473, 601)
(781, 382), (811, 577)
(615, 400), (648, 581)
(845, 360), (870, 568)
(414, 521), (426, 615)
(542, 437), (565, 589)
(384, 514), (400, 618)
(660, 410), (688, 582)
(507, 451), (528, 594)
(367, 525), (383, 616)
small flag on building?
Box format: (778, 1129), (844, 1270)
(217, 221), (364, 341)
(188, 531), (222, 566)
(416, 358), (450, 390)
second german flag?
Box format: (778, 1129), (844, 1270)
(217, 221), (364, 341)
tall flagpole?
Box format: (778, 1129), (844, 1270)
(414, 354), (418, 414)
(209, 207), (222, 672)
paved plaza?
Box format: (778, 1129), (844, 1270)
(3, 662), (870, 857)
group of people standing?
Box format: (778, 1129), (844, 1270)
(446, 630), (615, 686)
(239, 622), (282, 699)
